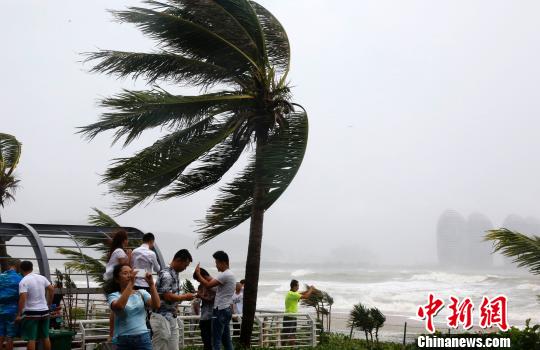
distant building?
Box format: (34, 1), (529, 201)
(438, 211), (540, 269)
(437, 210), (467, 267)
(466, 213), (494, 268)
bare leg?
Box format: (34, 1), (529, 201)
(26, 340), (36, 350)
(42, 338), (51, 350)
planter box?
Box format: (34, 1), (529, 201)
(49, 329), (76, 350)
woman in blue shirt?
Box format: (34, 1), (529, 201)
(107, 264), (160, 350)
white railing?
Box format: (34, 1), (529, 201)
(178, 313), (317, 349)
(77, 312), (318, 349)
(78, 319), (110, 350)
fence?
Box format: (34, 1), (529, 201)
(77, 312), (318, 349)
(178, 312), (317, 348)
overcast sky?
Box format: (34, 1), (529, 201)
(2, 1), (540, 266)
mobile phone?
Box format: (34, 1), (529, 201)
(135, 269), (146, 278)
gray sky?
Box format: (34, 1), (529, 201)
(2, 1), (540, 266)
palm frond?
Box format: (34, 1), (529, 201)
(104, 116), (237, 213)
(86, 50), (245, 88)
(197, 110), (308, 244)
(112, 6), (257, 74)
(159, 134), (249, 199)
(249, 1), (290, 73)
(485, 228), (540, 275)
(0, 133), (22, 177)
(79, 90), (255, 146)
(146, 0), (261, 64)
(56, 248), (106, 284)
(88, 207), (121, 228)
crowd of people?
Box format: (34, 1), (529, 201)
(0, 228), (315, 350)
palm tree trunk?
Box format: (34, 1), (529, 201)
(349, 325), (354, 339)
(239, 136), (268, 347)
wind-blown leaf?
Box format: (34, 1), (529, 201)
(485, 228), (540, 275)
(249, 1), (290, 72)
(0, 134), (21, 178)
(0, 134), (22, 208)
(160, 134), (248, 199)
(197, 111), (308, 244)
(105, 116), (237, 213)
(86, 50), (245, 87)
(88, 207), (121, 228)
(56, 248), (106, 284)
(80, 90), (255, 146)
(112, 6), (257, 74)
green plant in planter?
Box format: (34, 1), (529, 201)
(50, 270), (78, 350)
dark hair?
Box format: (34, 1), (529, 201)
(142, 232), (155, 243)
(173, 249), (192, 262)
(103, 264), (128, 294)
(20, 260), (33, 273)
(193, 267), (209, 281)
(240, 279), (245, 285)
(6, 258), (19, 268)
(108, 229), (128, 259)
(290, 279), (299, 289)
(212, 250), (229, 264)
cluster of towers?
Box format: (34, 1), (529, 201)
(436, 210), (540, 268)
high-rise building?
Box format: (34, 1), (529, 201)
(466, 213), (494, 267)
(437, 210), (467, 267)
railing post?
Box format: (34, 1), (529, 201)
(403, 321), (407, 348)
(255, 314), (263, 347)
(79, 321), (86, 350)
(307, 314), (317, 346)
(178, 318), (185, 349)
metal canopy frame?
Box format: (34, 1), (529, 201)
(0, 223), (166, 280)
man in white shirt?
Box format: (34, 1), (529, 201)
(195, 251), (235, 350)
(132, 232), (161, 292)
(16, 261), (54, 350)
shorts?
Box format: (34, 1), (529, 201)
(282, 316), (297, 334)
(0, 314), (18, 338)
(21, 314), (50, 341)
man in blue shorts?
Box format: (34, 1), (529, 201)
(0, 259), (22, 350)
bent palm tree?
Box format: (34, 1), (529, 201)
(80, 1), (308, 345)
(0, 133), (22, 271)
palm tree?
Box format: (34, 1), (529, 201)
(485, 228), (540, 300)
(370, 307), (386, 346)
(0, 133), (22, 271)
(56, 208), (121, 285)
(80, 1), (308, 345)
(348, 303), (374, 346)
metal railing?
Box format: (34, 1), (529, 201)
(79, 319), (110, 350)
(178, 313), (317, 349)
(77, 312), (318, 349)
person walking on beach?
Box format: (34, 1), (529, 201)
(193, 267), (215, 350)
(195, 251), (236, 350)
(132, 232), (160, 292)
(283, 280), (314, 345)
(16, 261), (54, 350)
(0, 259), (22, 350)
(107, 264), (160, 350)
(151, 249), (196, 350)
